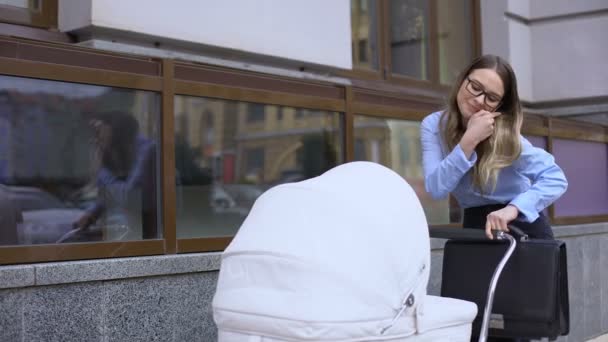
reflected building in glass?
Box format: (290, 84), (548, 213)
(353, 115), (450, 225)
(0, 75), (161, 245)
(173, 95), (343, 238)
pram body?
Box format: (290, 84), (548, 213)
(213, 162), (477, 341)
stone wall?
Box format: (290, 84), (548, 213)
(1, 223), (607, 341)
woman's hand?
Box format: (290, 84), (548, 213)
(463, 110), (501, 143)
(73, 212), (95, 231)
(485, 205), (519, 239)
(459, 110), (501, 158)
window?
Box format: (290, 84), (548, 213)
(0, 74), (161, 246)
(246, 103), (265, 123)
(276, 107), (284, 121)
(0, 0), (36, 9)
(437, 0), (474, 84)
(350, 0), (477, 86)
(351, 0), (379, 70)
(295, 108), (306, 119)
(553, 139), (608, 217)
(358, 39), (369, 63)
(525, 135), (547, 150)
(390, 0), (430, 80)
(353, 115), (451, 225)
(244, 147), (265, 179)
(354, 138), (366, 160)
(174, 95), (344, 238)
(0, 0), (57, 28)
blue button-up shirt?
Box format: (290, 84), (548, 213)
(421, 111), (568, 222)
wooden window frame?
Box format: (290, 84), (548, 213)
(343, 0), (482, 92)
(0, 37), (164, 264)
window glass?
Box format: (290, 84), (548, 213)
(351, 0), (380, 70)
(175, 95), (344, 238)
(353, 115), (450, 224)
(0, 75), (161, 246)
(389, 0), (430, 79)
(437, 0), (473, 84)
(553, 139), (608, 217)
(0, 0), (34, 10)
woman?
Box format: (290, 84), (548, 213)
(421, 54), (568, 342)
(421, 54), (567, 240)
(72, 111), (158, 240)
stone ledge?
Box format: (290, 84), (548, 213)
(0, 265), (35, 289)
(553, 222), (608, 238)
(1, 252), (221, 289)
(2, 222), (608, 290)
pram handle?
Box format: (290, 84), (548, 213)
(429, 227), (527, 342)
(429, 225), (528, 241)
(478, 231), (517, 342)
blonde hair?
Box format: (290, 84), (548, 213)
(441, 55), (523, 194)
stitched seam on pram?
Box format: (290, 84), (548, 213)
(220, 251), (397, 314)
(215, 311), (418, 342)
(218, 327), (417, 342)
(215, 306), (401, 324)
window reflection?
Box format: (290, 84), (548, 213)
(0, 0), (37, 10)
(175, 95), (344, 238)
(353, 115), (450, 225)
(0, 75), (161, 245)
(437, 0), (473, 84)
(351, 0), (379, 70)
(390, 0), (430, 79)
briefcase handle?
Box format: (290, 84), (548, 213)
(506, 225), (529, 241)
(429, 225), (528, 241)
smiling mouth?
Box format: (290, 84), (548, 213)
(470, 104), (483, 113)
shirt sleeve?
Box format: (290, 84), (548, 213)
(96, 138), (156, 206)
(509, 137), (568, 222)
(421, 114), (477, 200)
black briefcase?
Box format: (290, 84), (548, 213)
(437, 229), (569, 340)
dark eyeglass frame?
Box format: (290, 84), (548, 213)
(465, 77), (503, 110)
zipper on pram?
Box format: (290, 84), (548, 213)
(380, 263), (426, 335)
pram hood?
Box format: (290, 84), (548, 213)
(213, 161), (432, 340)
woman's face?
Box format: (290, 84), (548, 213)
(456, 68), (504, 123)
(90, 119), (112, 152)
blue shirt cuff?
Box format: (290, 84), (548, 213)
(448, 144), (477, 173)
(509, 197), (540, 223)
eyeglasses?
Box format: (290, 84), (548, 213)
(465, 77), (503, 109)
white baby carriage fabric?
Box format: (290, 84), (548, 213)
(213, 161), (477, 341)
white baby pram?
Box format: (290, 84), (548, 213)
(212, 161), (478, 341)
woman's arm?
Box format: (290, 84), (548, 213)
(420, 113), (477, 199)
(96, 138), (156, 205)
(509, 138), (568, 222)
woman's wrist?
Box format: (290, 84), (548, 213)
(506, 204), (520, 218)
(459, 133), (478, 158)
